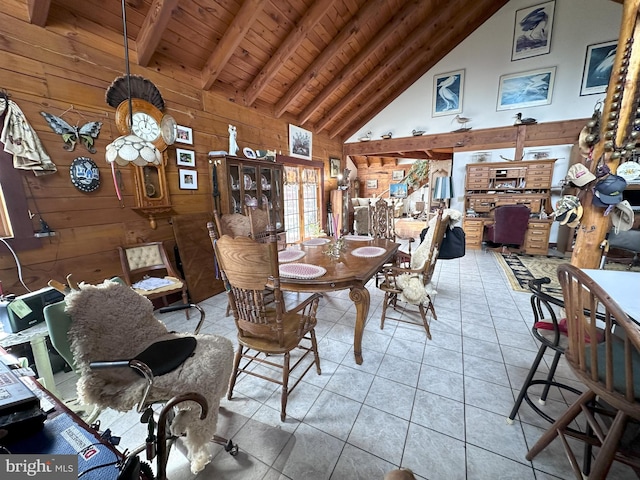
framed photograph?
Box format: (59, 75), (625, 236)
(175, 125), (193, 144)
(497, 67), (556, 110)
(471, 152), (492, 163)
(329, 157), (341, 178)
(580, 40), (616, 96)
(366, 179), (378, 190)
(179, 169), (198, 190)
(176, 148), (195, 167)
(392, 170), (404, 181)
(433, 69), (464, 116)
(288, 124), (312, 160)
(389, 183), (408, 198)
(511, 1), (555, 61)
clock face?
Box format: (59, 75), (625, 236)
(160, 115), (177, 145)
(114, 99), (167, 152)
(132, 112), (161, 142)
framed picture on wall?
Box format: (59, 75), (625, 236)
(432, 69), (464, 116)
(330, 157), (340, 177)
(511, 1), (555, 61)
(497, 67), (556, 110)
(392, 170), (404, 181)
(175, 125), (193, 144)
(389, 183), (408, 198)
(580, 40), (616, 96)
(179, 169), (198, 190)
(366, 179), (377, 189)
(289, 124), (312, 160)
(176, 148), (195, 167)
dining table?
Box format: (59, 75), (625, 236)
(581, 268), (640, 321)
(276, 236), (399, 364)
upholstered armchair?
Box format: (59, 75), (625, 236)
(483, 204), (530, 249)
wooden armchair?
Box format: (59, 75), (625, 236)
(118, 241), (189, 317)
(208, 223), (323, 421)
(378, 209), (447, 339)
(526, 264), (640, 478)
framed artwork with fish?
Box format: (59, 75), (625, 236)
(580, 40), (616, 96)
(511, 1), (555, 61)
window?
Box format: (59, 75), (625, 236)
(282, 163), (322, 244)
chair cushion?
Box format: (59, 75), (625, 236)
(134, 336), (197, 377)
(585, 336), (640, 401)
(126, 245), (164, 270)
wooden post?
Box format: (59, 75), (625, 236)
(572, 0), (640, 268)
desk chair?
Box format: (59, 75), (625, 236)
(526, 265), (640, 478)
(58, 279), (236, 476)
(379, 209), (447, 339)
(208, 223), (322, 421)
(118, 241), (189, 318)
(483, 204), (530, 253)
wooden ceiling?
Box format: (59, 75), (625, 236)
(29, 0), (508, 143)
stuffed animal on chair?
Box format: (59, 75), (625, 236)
(64, 279), (233, 474)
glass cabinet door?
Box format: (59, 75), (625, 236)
(241, 165), (258, 210)
(228, 163), (241, 213)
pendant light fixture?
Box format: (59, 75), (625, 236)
(105, 0), (161, 168)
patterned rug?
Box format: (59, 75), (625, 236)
(493, 252), (630, 297)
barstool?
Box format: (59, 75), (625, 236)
(507, 277), (582, 425)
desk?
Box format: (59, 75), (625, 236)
(0, 323), (59, 397)
(279, 237), (399, 364)
(581, 269), (640, 320)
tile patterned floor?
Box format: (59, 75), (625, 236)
(54, 249), (639, 479)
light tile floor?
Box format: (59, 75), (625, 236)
(54, 249), (639, 480)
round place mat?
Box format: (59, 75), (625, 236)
(279, 263), (326, 279)
(343, 235), (373, 241)
(278, 249), (306, 263)
(351, 246), (387, 258)
(302, 238), (331, 246)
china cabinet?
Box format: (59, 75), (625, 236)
(208, 154), (285, 232)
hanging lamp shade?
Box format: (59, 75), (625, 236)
(106, 134), (162, 166)
(433, 176), (453, 201)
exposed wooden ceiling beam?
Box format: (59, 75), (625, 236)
(334, 0), (507, 140)
(301, 0), (427, 129)
(135, 0), (179, 66)
(27, 0), (50, 26)
(274, 0), (387, 118)
(201, 0), (268, 91)
(244, 0), (337, 106)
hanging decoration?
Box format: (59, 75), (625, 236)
(105, 74), (165, 111)
(41, 111), (102, 153)
(70, 156), (100, 192)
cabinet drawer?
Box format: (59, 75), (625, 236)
(467, 181), (489, 189)
(468, 166), (490, 174)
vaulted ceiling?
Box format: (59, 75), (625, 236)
(29, 0), (509, 143)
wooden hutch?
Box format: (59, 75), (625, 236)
(463, 159), (555, 255)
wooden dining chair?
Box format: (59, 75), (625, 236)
(118, 241), (189, 318)
(526, 264), (640, 478)
(207, 223), (323, 421)
(378, 208), (447, 339)
(369, 199), (399, 286)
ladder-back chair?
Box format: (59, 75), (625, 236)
(207, 223), (323, 421)
(378, 209), (447, 339)
(526, 264), (640, 478)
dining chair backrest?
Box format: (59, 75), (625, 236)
(557, 264), (640, 411)
(208, 223), (289, 345)
(411, 208), (446, 285)
(369, 199), (396, 241)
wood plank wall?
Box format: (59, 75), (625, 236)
(0, 6), (343, 295)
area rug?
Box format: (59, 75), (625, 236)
(493, 252), (630, 296)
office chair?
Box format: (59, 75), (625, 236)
(483, 204), (530, 253)
(526, 265), (640, 478)
(58, 278), (237, 477)
(208, 223), (322, 421)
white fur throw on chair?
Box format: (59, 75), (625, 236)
(395, 209), (462, 305)
(65, 280), (233, 474)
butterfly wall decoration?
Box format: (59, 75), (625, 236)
(41, 112), (102, 153)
